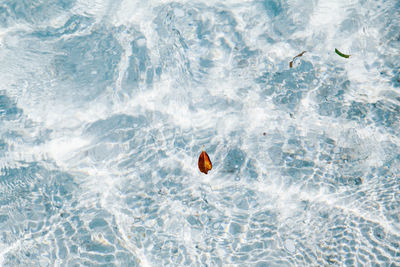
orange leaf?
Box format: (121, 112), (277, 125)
(198, 148), (212, 174)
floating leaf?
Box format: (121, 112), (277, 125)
(335, 48), (350, 58)
(289, 51), (306, 68)
(198, 147), (212, 174)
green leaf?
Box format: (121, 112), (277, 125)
(335, 48), (350, 58)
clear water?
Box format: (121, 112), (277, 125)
(0, 0), (399, 266)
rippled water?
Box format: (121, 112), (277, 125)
(0, 0), (399, 266)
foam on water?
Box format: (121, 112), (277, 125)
(0, 0), (399, 266)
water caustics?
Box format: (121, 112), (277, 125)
(0, 0), (399, 266)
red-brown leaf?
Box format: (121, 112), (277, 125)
(198, 149), (212, 174)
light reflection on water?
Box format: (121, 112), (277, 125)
(0, 0), (399, 266)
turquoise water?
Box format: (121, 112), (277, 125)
(0, 0), (399, 266)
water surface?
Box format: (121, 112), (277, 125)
(0, 0), (399, 266)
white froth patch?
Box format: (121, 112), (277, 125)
(72, 0), (110, 21)
(0, 28), (12, 46)
(284, 239), (296, 253)
(135, 37), (147, 47)
(174, 8), (185, 17)
(111, 0), (158, 55)
(46, 137), (90, 165)
(268, 42), (294, 62)
(128, 79), (194, 129)
(245, 107), (271, 131)
(344, 53), (392, 104)
(310, 0), (343, 28)
(0, 240), (21, 266)
(305, 0), (358, 55)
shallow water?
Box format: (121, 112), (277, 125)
(0, 0), (399, 266)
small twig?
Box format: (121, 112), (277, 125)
(289, 51), (307, 68)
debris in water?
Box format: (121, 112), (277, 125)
(335, 48), (350, 58)
(198, 146), (212, 174)
(289, 51), (307, 68)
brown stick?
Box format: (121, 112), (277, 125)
(289, 51), (307, 68)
